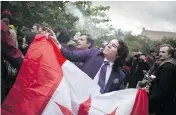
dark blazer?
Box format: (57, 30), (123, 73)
(61, 46), (125, 93)
(149, 62), (176, 115)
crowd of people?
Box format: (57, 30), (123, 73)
(1, 9), (176, 115)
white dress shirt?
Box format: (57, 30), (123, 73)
(93, 58), (114, 86)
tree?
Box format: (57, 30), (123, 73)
(160, 37), (176, 48)
(1, 1), (111, 38)
(63, 1), (111, 39)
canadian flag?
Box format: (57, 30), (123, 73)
(1, 35), (148, 115)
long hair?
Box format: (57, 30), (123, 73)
(113, 39), (129, 72)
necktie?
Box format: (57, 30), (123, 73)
(98, 61), (110, 93)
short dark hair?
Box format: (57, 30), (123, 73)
(57, 30), (70, 44)
(113, 39), (129, 71)
(54, 26), (63, 33)
(160, 44), (174, 57)
(80, 34), (94, 48)
(80, 34), (92, 43)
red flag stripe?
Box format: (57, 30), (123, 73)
(1, 35), (66, 115)
(48, 38), (66, 66)
(130, 89), (149, 115)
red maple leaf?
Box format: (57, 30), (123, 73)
(55, 102), (72, 115)
(106, 107), (118, 115)
(77, 96), (91, 115)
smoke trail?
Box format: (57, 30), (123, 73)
(64, 2), (85, 31)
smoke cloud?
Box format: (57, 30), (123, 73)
(64, 2), (102, 39)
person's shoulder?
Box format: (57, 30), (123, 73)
(1, 21), (8, 31)
(89, 47), (101, 55)
(161, 62), (176, 71)
(90, 47), (100, 52)
(113, 67), (125, 79)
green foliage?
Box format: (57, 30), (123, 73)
(1, 1), (111, 38)
(160, 37), (176, 48)
(124, 36), (176, 55)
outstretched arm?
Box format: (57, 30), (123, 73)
(60, 46), (91, 62)
(45, 27), (91, 62)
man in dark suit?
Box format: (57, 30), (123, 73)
(47, 28), (129, 93)
(1, 21), (23, 103)
(149, 44), (176, 115)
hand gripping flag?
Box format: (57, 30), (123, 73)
(1, 35), (149, 115)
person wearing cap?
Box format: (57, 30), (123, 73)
(1, 9), (18, 48)
(1, 9), (12, 25)
(1, 21), (24, 103)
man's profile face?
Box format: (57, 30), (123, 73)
(159, 46), (171, 61)
(38, 27), (43, 34)
(103, 39), (119, 61)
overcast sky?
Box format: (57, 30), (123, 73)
(92, 1), (176, 35)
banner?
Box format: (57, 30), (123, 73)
(1, 35), (148, 115)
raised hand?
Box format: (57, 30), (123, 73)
(45, 27), (59, 45)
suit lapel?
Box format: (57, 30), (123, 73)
(104, 71), (116, 93)
(90, 54), (104, 79)
(104, 69), (121, 93)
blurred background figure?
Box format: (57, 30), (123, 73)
(125, 53), (149, 88)
(31, 23), (41, 33)
(21, 23), (42, 55)
(1, 21), (24, 103)
(54, 26), (70, 44)
(1, 9), (18, 48)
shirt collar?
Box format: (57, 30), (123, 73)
(104, 58), (114, 67)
